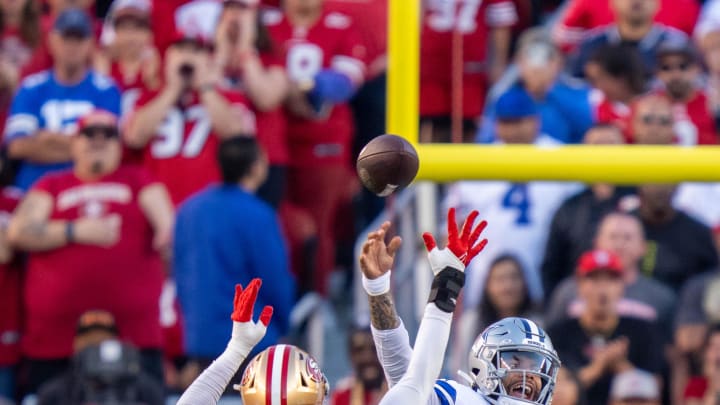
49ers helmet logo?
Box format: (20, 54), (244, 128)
(241, 360), (256, 386)
(306, 357), (323, 382)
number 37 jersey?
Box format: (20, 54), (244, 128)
(131, 89), (255, 206)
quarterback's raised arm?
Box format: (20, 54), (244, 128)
(360, 221), (412, 386)
(379, 208), (488, 405)
(176, 279), (273, 405)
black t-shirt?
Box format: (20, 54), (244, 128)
(639, 211), (719, 291)
(546, 317), (665, 405)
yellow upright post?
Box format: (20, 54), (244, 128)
(387, 0), (420, 144)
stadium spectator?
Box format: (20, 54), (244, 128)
(681, 325), (720, 405)
(609, 369), (662, 405)
(654, 37), (718, 145)
(214, 0), (289, 209)
(4, 8), (120, 191)
(0, 0), (41, 135)
(553, 0), (699, 52)
(541, 124), (635, 297)
(330, 327), (387, 405)
(7, 110), (173, 396)
(674, 272), (720, 357)
(124, 29), (255, 206)
(419, 0), (517, 143)
(553, 367), (586, 405)
(546, 212), (677, 336)
(695, 1), (720, 125)
(95, 0), (160, 117)
(36, 310), (165, 405)
(584, 45), (647, 139)
(0, 151), (20, 402)
(174, 136), (294, 386)
(634, 184), (718, 290)
(264, 0), (366, 295)
(630, 93), (676, 144)
(567, 0), (689, 79)
(477, 28), (593, 144)
(20, 0), (99, 78)
(547, 249), (666, 405)
(446, 86), (582, 308)
(450, 254), (540, 377)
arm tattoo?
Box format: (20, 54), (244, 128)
(369, 292), (400, 330)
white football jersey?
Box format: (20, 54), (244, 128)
(674, 183), (720, 229)
(446, 176), (582, 307)
(433, 379), (491, 405)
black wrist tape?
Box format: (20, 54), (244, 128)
(428, 267), (465, 313)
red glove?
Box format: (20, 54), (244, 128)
(228, 278), (273, 355)
(422, 208), (488, 274)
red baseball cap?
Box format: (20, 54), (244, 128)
(170, 28), (213, 49)
(576, 249), (624, 277)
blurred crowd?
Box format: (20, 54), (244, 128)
(0, 0), (718, 404)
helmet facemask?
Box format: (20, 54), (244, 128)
(471, 345), (560, 405)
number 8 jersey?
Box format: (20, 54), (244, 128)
(130, 89), (256, 206)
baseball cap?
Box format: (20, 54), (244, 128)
(224, 0), (259, 7)
(576, 249), (624, 277)
(76, 310), (119, 337)
(657, 36), (698, 62)
(112, 0), (151, 23)
(610, 369), (660, 400)
(170, 28), (213, 49)
(54, 8), (93, 38)
(494, 86), (538, 121)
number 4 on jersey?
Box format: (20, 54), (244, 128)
(502, 184), (531, 225)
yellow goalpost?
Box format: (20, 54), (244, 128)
(386, 0), (720, 183)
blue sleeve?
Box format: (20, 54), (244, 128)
(546, 83), (594, 144)
(96, 83), (122, 116)
(247, 208), (295, 335)
(4, 84), (39, 142)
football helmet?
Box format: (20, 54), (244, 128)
(468, 317), (560, 405)
(235, 344), (329, 405)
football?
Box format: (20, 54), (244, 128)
(356, 134), (419, 197)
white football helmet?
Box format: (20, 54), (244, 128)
(468, 317), (560, 405)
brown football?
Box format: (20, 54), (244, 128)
(356, 134), (419, 197)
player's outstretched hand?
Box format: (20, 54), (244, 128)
(228, 278), (274, 355)
(359, 221), (402, 280)
(422, 207), (488, 274)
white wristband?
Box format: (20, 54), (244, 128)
(362, 271), (392, 296)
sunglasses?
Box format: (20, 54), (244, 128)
(640, 114), (673, 126)
(660, 62), (690, 72)
(80, 125), (119, 139)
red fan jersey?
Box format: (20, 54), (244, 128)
(264, 8), (367, 167)
(130, 88), (256, 205)
(0, 188), (21, 366)
(660, 89), (719, 145)
(590, 89), (632, 142)
(553, 0), (700, 52)
(420, 0), (518, 118)
(23, 167), (165, 359)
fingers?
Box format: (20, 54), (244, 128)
(466, 238), (489, 264)
(259, 305), (274, 326)
(447, 207), (458, 241)
(422, 232), (437, 252)
(236, 278), (262, 323)
(459, 210), (479, 242)
(387, 236), (402, 257)
(468, 219), (488, 247)
(232, 284), (243, 317)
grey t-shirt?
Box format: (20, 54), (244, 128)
(545, 274), (677, 337)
